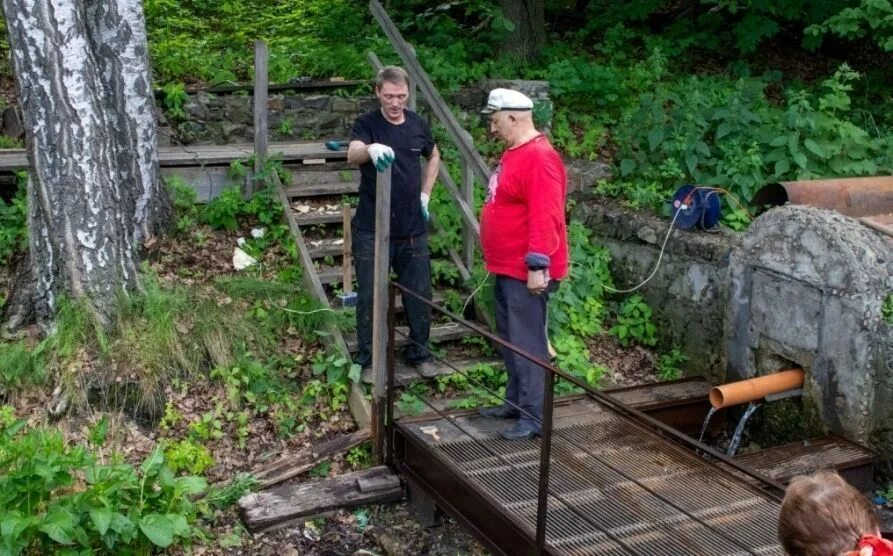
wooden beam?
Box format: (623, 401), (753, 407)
(239, 466), (401, 533)
(252, 429), (371, 490)
(252, 40), (269, 197)
(371, 166), (392, 464)
(369, 0), (491, 186)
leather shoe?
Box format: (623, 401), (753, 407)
(479, 405), (520, 419)
(414, 360), (440, 379)
(500, 424), (540, 441)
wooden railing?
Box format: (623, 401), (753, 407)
(368, 0), (490, 276)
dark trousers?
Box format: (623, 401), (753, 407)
(353, 228), (432, 367)
(495, 275), (554, 432)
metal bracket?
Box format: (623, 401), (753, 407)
(763, 388), (803, 403)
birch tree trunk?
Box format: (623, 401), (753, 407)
(1, 0), (169, 331)
(498, 0), (546, 63)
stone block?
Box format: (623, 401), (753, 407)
(302, 95), (331, 111)
(332, 98), (359, 113)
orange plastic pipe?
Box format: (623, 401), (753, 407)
(709, 369), (804, 409)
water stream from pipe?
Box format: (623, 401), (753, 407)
(698, 406), (718, 444)
(726, 401), (761, 457)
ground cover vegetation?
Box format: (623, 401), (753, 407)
(2, 0), (893, 551)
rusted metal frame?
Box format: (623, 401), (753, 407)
(535, 370), (555, 555)
(372, 166), (392, 464)
(394, 430), (535, 556)
(368, 0), (491, 186)
(389, 378), (639, 555)
(388, 325), (766, 555)
(385, 284), (397, 468)
(391, 282), (787, 497)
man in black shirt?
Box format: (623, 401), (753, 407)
(347, 66), (441, 378)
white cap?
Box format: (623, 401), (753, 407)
(481, 88), (533, 114)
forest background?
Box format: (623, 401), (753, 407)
(0, 0), (892, 553)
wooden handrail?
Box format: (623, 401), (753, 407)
(368, 0), (491, 187)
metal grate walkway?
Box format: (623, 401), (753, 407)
(396, 397), (783, 555)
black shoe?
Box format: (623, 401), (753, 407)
(500, 424), (540, 441)
(479, 405), (520, 419)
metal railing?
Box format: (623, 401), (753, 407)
(381, 280), (787, 555)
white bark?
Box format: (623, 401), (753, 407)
(2, 0), (167, 326)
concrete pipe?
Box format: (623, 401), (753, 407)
(709, 369), (804, 409)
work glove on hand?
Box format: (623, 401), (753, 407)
(420, 192), (431, 222)
(367, 143), (395, 172)
(527, 268), (550, 295)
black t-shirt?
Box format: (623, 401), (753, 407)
(350, 109), (435, 239)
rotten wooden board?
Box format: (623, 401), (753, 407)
(252, 429), (371, 490)
(0, 142), (348, 172)
(239, 465), (402, 533)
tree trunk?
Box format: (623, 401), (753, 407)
(498, 0), (546, 62)
(1, 0), (168, 330)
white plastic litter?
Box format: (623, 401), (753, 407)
(236, 237), (247, 247)
(233, 247), (257, 270)
(251, 227), (266, 239)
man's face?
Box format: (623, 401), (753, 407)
(489, 111), (514, 144)
(376, 81), (409, 123)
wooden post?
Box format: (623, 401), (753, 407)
(342, 205), (354, 294)
(407, 44), (417, 112)
(371, 166), (392, 464)
(461, 159), (474, 271)
(252, 40), (269, 196)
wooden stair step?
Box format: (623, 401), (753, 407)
(307, 238), (346, 258)
(284, 181), (358, 198)
(288, 168), (360, 185)
(362, 356), (502, 386)
(292, 207), (355, 226)
(239, 465), (401, 533)
(345, 323), (480, 353)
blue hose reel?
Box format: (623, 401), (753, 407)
(671, 184), (721, 230)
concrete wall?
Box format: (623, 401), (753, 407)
(572, 197), (741, 382)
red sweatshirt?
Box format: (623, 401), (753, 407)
(845, 534), (893, 556)
(480, 134), (568, 282)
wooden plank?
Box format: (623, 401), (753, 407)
(358, 473), (400, 493)
(284, 182), (358, 198)
(239, 466), (402, 533)
(292, 207), (355, 226)
(372, 167), (392, 463)
(346, 323), (478, 353)
(307, 238), (345, 258)
(251, 40), (269, 197)
(288, 168), (359, 185)
(252, 429), (371, 490)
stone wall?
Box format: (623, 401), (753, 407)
(571, 196), (741, 382)
(160, 91), (381, 146)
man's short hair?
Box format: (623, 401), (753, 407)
(778, 470), (879, 556)
(376, 66), (410, 90)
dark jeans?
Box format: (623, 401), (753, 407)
(494, 275), (556, 432)
(353, 228), (432, 367)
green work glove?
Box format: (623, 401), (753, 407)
(367, 143), (395, 172)
(420, 192), (430, 222)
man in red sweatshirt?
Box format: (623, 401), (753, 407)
(478, 88), (568, 440)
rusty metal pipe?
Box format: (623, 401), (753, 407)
(709, 369), (804, 409)
(751, 177), (893, 217)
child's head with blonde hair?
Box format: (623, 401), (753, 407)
(778, 470), (880, 555)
